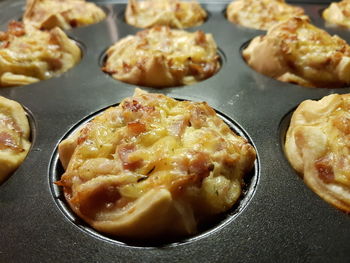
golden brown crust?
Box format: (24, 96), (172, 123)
(243, 17), (350, 88)
(125, 0), (206, 29)
(323, 0), (350, 28)
(103, 26), (220, 88)
(0, 21), (81, 87)
(0, 96), (31, 183)
(226, 0), (306, 30)
(23, 0), (106, 30)
(285, 94), (350, 213)
(58, 89), (256, 238)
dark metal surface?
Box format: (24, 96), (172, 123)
(0, 1), (349, 262)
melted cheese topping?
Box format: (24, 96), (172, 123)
(58, 89), (256, 238)
(243, 17), (350, 88)
(226, 0), (306, 30)
(285, 94), (350, 213)
(125, 0), (206, 29)
(0, 21), (81, 87)
(0, 96), (31, 183)
(323, 0), (350, 28)
(23, 0), (106, 30)
(103, 26), (220, 88)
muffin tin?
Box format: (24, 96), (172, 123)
(0, 0), (349, 262)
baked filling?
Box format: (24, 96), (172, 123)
(23, 0), (106, 30)
(285, 94), (350, 213)
(0, 96), (31, 183)
(0, 21), (81, 87)
(58, 89), (256, 238)
(125, 0), (207, 29)
(323, 0), (350, 28)
(243, 17), (350, 88)
(226, 0), (306, 30)
(102, 26), (220, 88)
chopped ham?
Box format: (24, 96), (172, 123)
(7, 21), (25, 37)
(169, 117), (189, 137)
(0, 131), (22, 152)
(315, 157), (334, 184)
(118, 144), (143, 170)
(127, 121), (146, 135)
(333, 115), (350, 135)
(195, 30), (207, 46)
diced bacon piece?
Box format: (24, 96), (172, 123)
(72, 182), (121, 218)
(188, 151), (212, 178)
(169, 118), (188, 137)
(118, 144), (143, 170)
(0, 131), (22, 152)
(46, 57), (63, 71)
(195, 30), (207, 46)
(315, 157), (334, 184)
(77, 125), (91, 145)
(7, 21), (25, 37)
(0, 32), (8, 42)
(127, 121), (146, 135)
(333, 115), (350, 135)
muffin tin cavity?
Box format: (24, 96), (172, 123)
(20, 106), (37, 170)
(24, 106), (37, 150)
(278, 108), (294, 163)
(0, 103), (36, 184)
(49, 101), (259, 247)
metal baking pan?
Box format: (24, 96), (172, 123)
(0, 0), (349, 262)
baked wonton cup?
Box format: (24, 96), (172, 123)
(323, 0), (350, 29)
(57, 89), (256, 238)
(23, 0), (106, 30)
(226, 0), (306, 30)
(125, 0), (207, 29)
(285, 94), (350, 213)
(243, 17), (350, 88)
(0, 96), (31, 183)
(102, 26), (220, 88)
(0, 21), (81, 87)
